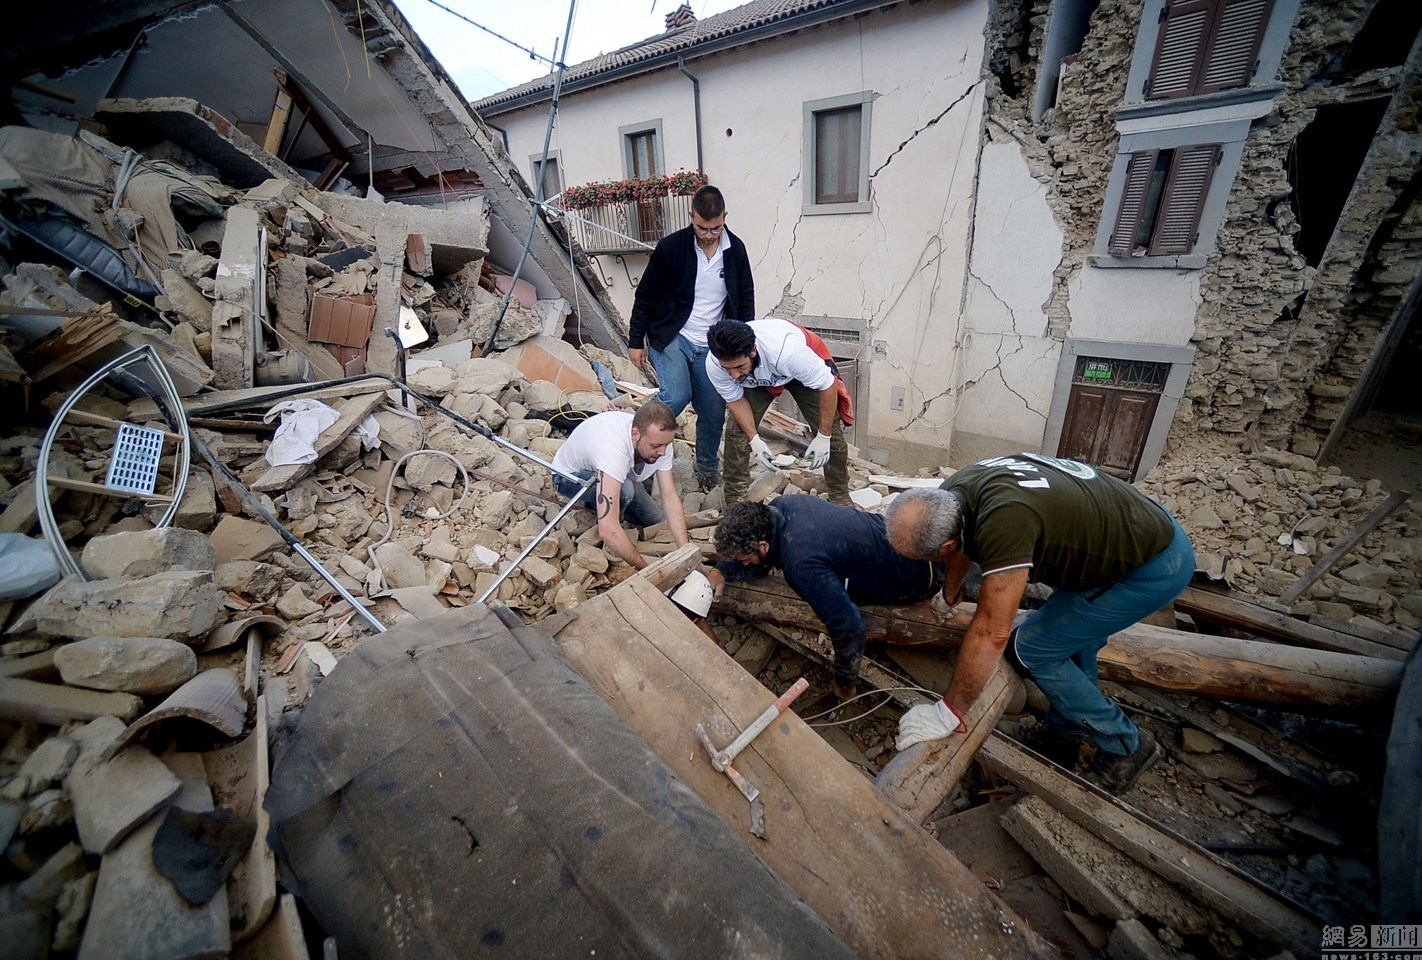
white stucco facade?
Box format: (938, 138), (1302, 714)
(485, 0), (989, 466)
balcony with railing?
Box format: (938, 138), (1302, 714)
(540, 172), (705, 256)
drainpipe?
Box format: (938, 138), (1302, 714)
(677, 56), (704, 173)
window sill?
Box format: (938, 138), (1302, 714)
(1089, 253), (1208, 270)
(1117, 83), (1285, 123)
(802, 201), (872, 216)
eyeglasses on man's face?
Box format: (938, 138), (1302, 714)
(690, 214), (726, 237)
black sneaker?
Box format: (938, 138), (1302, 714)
(1082, 727), (1161, 795)
(696, 471), (720, 493)
(998, 719), (1083, 770)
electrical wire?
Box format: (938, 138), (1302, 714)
(366, 449), (471, 594)
(801, 684), (939, 728)
(418, 0), (559, 67)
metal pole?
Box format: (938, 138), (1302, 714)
(475, 475), (594, 605)
(483, 0), (578, 355)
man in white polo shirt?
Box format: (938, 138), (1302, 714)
(706, 317), (851, 507)
(551, 401), (691, 571)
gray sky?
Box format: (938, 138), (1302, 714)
(397, 0), (745, 102)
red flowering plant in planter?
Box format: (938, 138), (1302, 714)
(561, 169), (708, 211)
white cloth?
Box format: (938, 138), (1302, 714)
(551, 410), (672, 485)
(681, 229), (730, 347)
(264, 400), (341, 466)
(895, 700), (965, 751)
(355, 415), (381, 451)
(705, 317), (836, 403)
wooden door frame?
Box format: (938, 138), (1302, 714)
(1041, 338), (1195, 481)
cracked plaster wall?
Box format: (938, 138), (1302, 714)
(489, 0), (990, 467)
(953, 137), (1062, 461)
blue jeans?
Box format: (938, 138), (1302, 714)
(649, 335), (724, 477)
(554, 471), (665, 528)
(1012, 514), (1194, 757)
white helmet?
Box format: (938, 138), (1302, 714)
(669, 570), (715, 617)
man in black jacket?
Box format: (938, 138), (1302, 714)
(707, 496), (946, 699)
(629, 185), (754, 493)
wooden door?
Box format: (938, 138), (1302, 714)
(1059, 384), (1160, 479)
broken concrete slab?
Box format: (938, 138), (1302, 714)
(156, 467), (218, 532)
(16, 571), (222, 641)
(8, 736), (77, 799)
(55, 636), (198, 695)
(65, 716), (182, 855)
(372, 542), (426, 590)
(81, 528), (217, 579)
(274, 585), (321, 620)
(78, 750), (231, 960)
(214, 560), (283, 597)
(209, 205), (262, 390)
(0, 677), (144, 725)
(250, 391), (386, 493)
(96, 96), (304, 189)
(452, 356), (521, 397)
(210, 517), (284, 565)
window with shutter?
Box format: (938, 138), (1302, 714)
(1146, 0), (1274, 100)
(802, 92), (874, 214)
(1107, 144), (1219, 256)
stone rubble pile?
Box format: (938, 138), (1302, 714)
(1139, 444), (1422, 632)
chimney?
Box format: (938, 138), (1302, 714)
(665, 3), (696, 31)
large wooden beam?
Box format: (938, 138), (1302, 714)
(551, 575), (1055, 960)
(1177, 585), (1408, 660)
(719, 578), (1402, 711)
(978, 734), (1321, 959)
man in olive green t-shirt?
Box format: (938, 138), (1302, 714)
(884, 454), (1194, 794)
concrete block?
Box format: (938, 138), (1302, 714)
(55, 636), (198, 695)
(0, 678), (143, 726)
(81, 528), (217, 579)
(209, 205), (263, 390)
(210, 517), (284, 565)
(1107, 918), (1175, 960)
(452, 357), (521, 397)
(9, 736), (78, 798)
(373, 542), (426, 590)
(65, 717), (182, 855)
(18, 571), (222, 641)
(78, 751), (230, 960)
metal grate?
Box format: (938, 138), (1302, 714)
(804, 325), (862, 346)
(1072, 356), (1169, 392)
(105, 422), (166, 495)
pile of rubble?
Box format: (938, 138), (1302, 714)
(1139, 444), (1421, 633)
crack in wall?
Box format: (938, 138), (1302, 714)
(960, 332), (1048, 419)
(870, 81), (980, 181)
(968, 269), (1021, 335)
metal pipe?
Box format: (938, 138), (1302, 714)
(190, 434), (387, 634)
(475, 475), (594, 605)
(677, 56), (704, 173)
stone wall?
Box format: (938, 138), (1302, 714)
(980, 0), (1422, 460)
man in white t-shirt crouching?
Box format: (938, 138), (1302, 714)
(551, 401), (691, 570)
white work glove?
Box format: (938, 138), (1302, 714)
(896, 700), (966, 751)
(749, 435), (777, 472)
(805, 432), (832, 470)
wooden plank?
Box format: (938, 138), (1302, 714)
(0, 648), (57, 681)
(718, 578), (1404, 710)
(250, 391), (385, 493)
(263, 71), (295, 156)
(1177, 585), (1407, 660)
(1278, 489), (1411, 605)
(15, 309), (122, 383)
(874, 658), (1023, 824)
(552, 575), (1054, 960)
(0, 677), (143, 725)
(1116, 684), (1332, 792)
(47, 476), (174, 503)
(977, 734), (1321, 959)
(1306, 614), (1416, 654)
(64, 409), (183, 442)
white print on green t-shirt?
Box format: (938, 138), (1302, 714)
(975, 454), (1098, 490)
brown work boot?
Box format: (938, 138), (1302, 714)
(1082, 727), (1162, 795)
